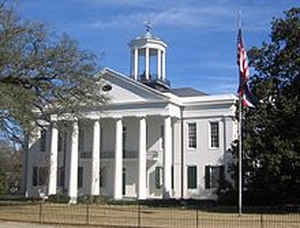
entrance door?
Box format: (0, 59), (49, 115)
(122, 168), (126, 195)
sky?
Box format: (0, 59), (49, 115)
(17, 0), (298, 95)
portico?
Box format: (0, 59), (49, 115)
(47, 107), (179, 203)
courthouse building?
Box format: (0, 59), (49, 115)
(24, 27), (237, 203)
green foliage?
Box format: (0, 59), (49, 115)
(0, 140), (22, 195)
(77, 195), (109, 204)
(227, 8), (300, 204)
(47, 194), (70, 204)
(0, 1), (108, 144)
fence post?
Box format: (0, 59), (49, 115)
(196, 208), (199, 228)
(260, 214), (264, 228)
(39, 202), (43, 224)
(138, 201), (141, 228)
(86, 203), (90, 225)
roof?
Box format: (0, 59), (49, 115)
(166, 87), (208, 97)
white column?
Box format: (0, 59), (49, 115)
(130, 49), (134, 78)
(163, 116), (172, 198)
(134, 48), (139, 80)
(162, 51), (166, 81)
(91, 120), (100, 196)
(114, 118), (123, 200)
(68, 121), (79, 204)
(157, 49), (161, 80)
(145, 47), (150, 80)
(48, 123), (58, 196)
(138, 117), (147, 199)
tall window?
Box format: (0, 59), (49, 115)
(210, 122), (219, 148)
(32, 167), (38, 186)
(63, 132), (68, 154)
(58, 131), (63, 152)
(171, 165), (174, 189)
(155, 167), (163, 189)
(78, 167), (83, 188)
(205, 165), (224, 189)
(188, 123), (197, 148)
(99, 167), (105, 187)
(79, 128), (84, 152)
(57, 167), (65, 187)
(187, 166), (197, 189)
(122, 126), (127, 157)
(32, 167), (49, 186)
(40, 129), (47, 152)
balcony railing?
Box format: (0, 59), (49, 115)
(100, 150), (159, 160)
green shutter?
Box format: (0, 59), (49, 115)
(205, 166), (210, 189)
(187, 166), (197, 189)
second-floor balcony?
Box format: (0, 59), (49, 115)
(81, 150), (159, 160)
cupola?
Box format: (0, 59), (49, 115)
(129, 23), (170, 90)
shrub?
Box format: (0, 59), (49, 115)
(47, 194), (70, 203)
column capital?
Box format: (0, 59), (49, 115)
(136, 114), (148, 119)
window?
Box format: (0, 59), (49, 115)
(210, 122), (219, 148)
(78, 167), (83, 188)
(171, 165), (174, 189)
(160, 125), (164, 149)
(79, 128), (84, 152)
(33, 167), (38, 186)
(58, 132), (63, 152)
(99, 167), (105, 187)
(40, 130), (47, 152)
(57, 167), (65, 187)
(63, 132), (68, 154)
(39, 167), (48, 186)
(80, 152), (92, 159)
(32, 167), (49, 186)
(205, 165), (224, 189)
(187, 166), (197, 189)
(155, 167), (163, 189)
(188, 123), (197, 148)
(122, 126), (127, 157)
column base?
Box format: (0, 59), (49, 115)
(137, 195), (147, 200)
(113, 196), (123, 201)
(163, 189), (172, 199)
(68, 197), (77, 204)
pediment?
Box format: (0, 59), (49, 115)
(99, 68), (168, 104)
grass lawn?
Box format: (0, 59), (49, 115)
(0, 203), (300, 228)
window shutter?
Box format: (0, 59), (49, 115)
(205, 166), (210, 189)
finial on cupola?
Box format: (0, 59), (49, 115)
(144, 20), (152, 33)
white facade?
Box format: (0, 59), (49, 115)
(24, 28), (237, 203)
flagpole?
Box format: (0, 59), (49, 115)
(237, 10), (243, 216)
(238, 95), (243, 216)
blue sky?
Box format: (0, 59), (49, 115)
(17, 0), (298, 94)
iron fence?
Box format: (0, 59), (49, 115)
(0, 202), (300, 228)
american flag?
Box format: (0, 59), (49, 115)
(237, 28), (256, 108)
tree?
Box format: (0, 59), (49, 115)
(225, 8), (300, 205)
(0, 1), (108, 144)
(0, 139), (22, 195)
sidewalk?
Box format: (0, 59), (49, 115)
(0, 221), (67, 228)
